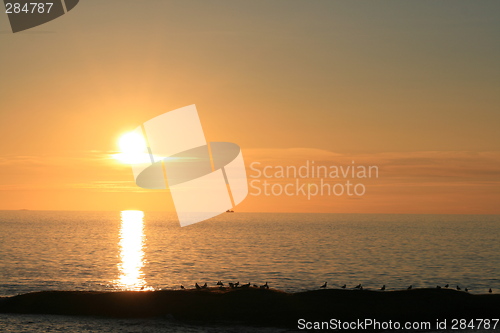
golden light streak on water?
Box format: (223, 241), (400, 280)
(117, 210), (150, 290)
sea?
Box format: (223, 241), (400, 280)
(1, 211), (499, 332)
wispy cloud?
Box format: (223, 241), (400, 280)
(244, 148), (500, 186)
(0, 151), (131, 190)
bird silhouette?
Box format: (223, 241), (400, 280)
(381, 285), (386, 291)
(444, 284), (449, 288)
(180, 285), (185, 290)
(260, 282), (269, 289)
(407, 285), (412, 290)
(436, 285), (441, 289)
(354, 284), (362, 289)
(341, 284), (346, 289)
(202, 283), (208, 289)
(456, 285), (461, 291)
(465, 288), (468, 292)
(359, 286), (363, 290)
(241, 282), (251, 288)
(216, 281), (223, 286)
(195, 283), (201, 290)
(235, 281), (240, 287)
(253, 284), (258, 288)
(320, 282), (327, 289)
(489, 288), (493, 293)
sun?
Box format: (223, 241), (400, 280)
(119, 132), (147, 154)
(114, 132), (151, 164)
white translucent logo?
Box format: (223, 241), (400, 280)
(126, 105), (248, 227)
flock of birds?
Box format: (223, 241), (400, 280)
(319, 282), (493, 293)
(179, 281), (493, 294)
(180, 281), (270, 291)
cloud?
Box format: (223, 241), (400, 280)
(68, 180), (147, 192)
(243, 148), (500, 186)
(0, 151), (132, 190)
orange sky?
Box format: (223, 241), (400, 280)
(0, 1), (499, 214)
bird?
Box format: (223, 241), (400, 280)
(444, 284), (449, 288)
(465, 288), (468, 292)
(456, 285), (461, 291)
(195, 283), (201, 290)
(354, 284), (362, 289)
(180, 285), (185, 290)
(260, 282), (269, 289)
(253, 284), (258, 288)
(359, 286), (363, 290)
(216, 280), (223, 286)
(436, 285), (441, 289)
(341, 284), (346, 289)
(228, 282), (235, 288)
(407, 285), (412, 290)
(241, 282), (251, 288)
(140, 286), (145, 290)
(320, 282), (327, 289)
(234, 281), (240, 287)
(489, 288), (492, 293)
(381, 285), (385, 291)
(202, 283), (208, 289)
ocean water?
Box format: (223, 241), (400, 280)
(0, 313), (288, 333)
(1, 211), (499, 332)
(1, 211), (499, 296)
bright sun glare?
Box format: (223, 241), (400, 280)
(119, 132), (147, 154)
(117, 210), (149, 290)
(114, 132), (151, 164)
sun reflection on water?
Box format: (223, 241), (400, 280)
(117, 210), (149, 290)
